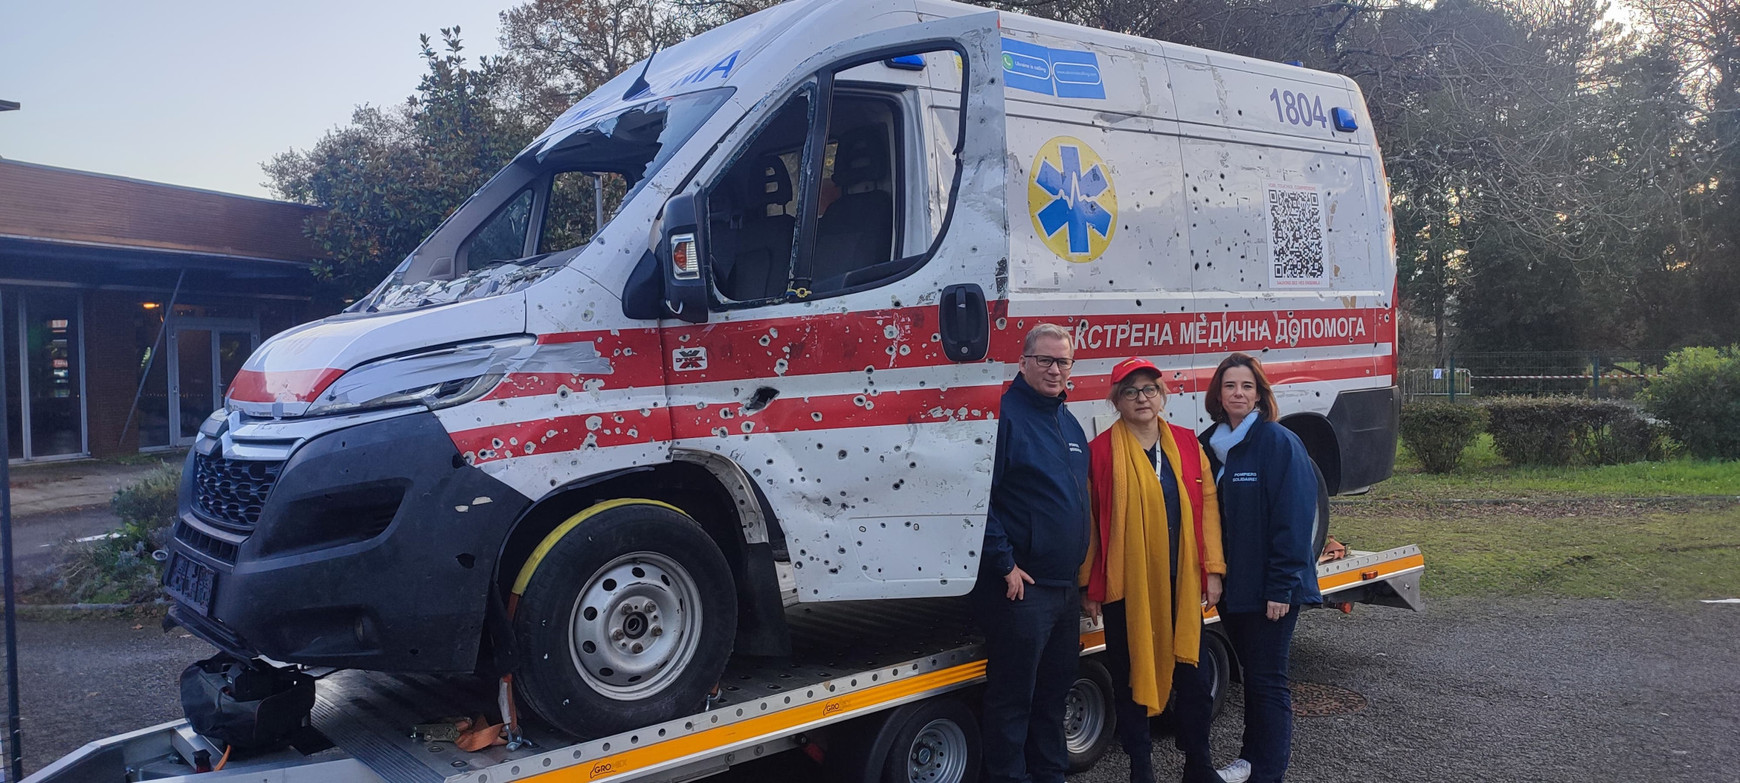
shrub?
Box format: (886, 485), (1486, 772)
(29, 462), (183, 605)
(111, 462), (182, 527)
(1575, 399), (1656, 466)
(1482, 396), (1586, 466)
(1399, 401), (1487, 473)
(1480, 396), (1659, 466)
(1642, 346), (1740, 460)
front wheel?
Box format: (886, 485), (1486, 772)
(510, 501), (737, 738)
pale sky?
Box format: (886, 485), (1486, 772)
(0, 0), (521, 199)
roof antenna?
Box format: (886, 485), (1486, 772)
(624, 47), (659, 100)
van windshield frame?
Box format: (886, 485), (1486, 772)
(352, 87), (735, 315)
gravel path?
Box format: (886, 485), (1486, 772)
(9, 612), (215, 776)
(8, 596), (1737, 781)
(1075, 596), (1740, 783)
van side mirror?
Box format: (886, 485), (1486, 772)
(661, 193), (709, 324)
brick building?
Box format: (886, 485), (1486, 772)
(1, 159), (330, 461)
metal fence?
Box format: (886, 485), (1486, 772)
(1402, 351), (1673, 401)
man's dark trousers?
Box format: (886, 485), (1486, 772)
(1220, 609), (1301, 783)
(978, 581), (1080, 783)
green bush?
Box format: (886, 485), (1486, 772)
(1575, 400), (1657, 466)
(1483, 396), (1585, 466)
(1480, 396), (1656, 466)
(111, 462), (182, 527)
(1642, 346), (1740, 460)
(31, 462), (183, 605)
(1399, 401), (1487, 473)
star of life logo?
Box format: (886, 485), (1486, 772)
(1027, 137), (1117, 263)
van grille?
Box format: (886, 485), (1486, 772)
(174, 521), (240, 564)
(191, 451), (283, 533)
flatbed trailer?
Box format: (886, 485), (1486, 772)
(25, 546), (1420, 783)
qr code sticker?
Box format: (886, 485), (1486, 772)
(1266, 183), (1327, 287)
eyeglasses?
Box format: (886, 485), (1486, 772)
(1023, 354), (1074, 370)
(1118, 384), (1162, 400)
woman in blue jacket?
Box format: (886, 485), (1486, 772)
(1197, 353), (1321, 783)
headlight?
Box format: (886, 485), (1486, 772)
(301, 336), (537, 417)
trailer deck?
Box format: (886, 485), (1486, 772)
(24, 545), (1422, 783)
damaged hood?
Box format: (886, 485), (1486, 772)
(227, 292), (528, 419)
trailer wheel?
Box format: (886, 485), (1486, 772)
(1200, 627), (1234, 719)
(1310, 460), (1331, 560)
(510, 500), (736, 738)
(877, 698), (981, 783)
(1065, 657), (1116, 773)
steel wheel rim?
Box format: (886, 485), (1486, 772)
(905, 718), (969, 783)
(568, 551), (702, 700)
(1065, 674), (1107, 754)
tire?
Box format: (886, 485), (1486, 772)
(1065, 657), (1116, 773)
(877, 699), (981, 783)
(1199, 627), (1234, 720)
(1309, 460), (1331, 561)
(510, 500), (736, 738)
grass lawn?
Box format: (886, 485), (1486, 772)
(1367, 434), (1740, 500)
(1333, 444), (1740, 601)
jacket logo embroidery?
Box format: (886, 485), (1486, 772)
(1231, 471), (1260, 483)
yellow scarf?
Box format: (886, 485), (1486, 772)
(1105, 419), (1203, 716)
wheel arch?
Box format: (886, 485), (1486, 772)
(1279, 412), (1342, 495)
(494, 456), (793, 658)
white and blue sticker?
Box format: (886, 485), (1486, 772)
(1002, 38), (1105, 100)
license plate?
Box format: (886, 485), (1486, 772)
(165, 554), (217, 615)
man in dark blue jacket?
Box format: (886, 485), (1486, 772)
(978, 323), (1092, 783)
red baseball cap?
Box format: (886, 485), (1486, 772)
(1109, 357), (1162, 385)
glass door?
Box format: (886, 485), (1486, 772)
(4, 287), (87, 461)
(168, 318), (258, 447)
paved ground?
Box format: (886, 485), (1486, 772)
(9, 612), (214, 776)
(7, 596), (1738, 780)
(5, 457), (176, 587)
(7, 459), (173, 518)
(8, 508), (132, 581)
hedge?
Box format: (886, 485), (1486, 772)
(1399, 401), (1487, 473)
(1481, 396), (1657, 467)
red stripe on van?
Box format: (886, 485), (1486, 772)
(227, 367), (345, 404)
(451, 385), (1004, 465)
(484, 305), (1393, 401)
(448, 355), (1385, 465)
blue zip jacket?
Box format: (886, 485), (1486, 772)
(1199, 418), (1323, 612)
(982, 373), (1092, 587)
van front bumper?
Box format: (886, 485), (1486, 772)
(166, 409), (529, 672)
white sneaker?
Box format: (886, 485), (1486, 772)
(1217, 759), (1252, 783)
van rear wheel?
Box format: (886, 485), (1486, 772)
(511, 501), (736, 738)
(1310, 460), (1331, 560)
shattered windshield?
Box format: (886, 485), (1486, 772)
(353, 88), (734, 314)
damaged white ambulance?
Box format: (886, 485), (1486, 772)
(166, 0), (1399, 740)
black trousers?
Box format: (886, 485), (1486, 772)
(1102, 600), (1219, 780)
(976, 580), (1081, 783)
(1219, 609), (1300, 783)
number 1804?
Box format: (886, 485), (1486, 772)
(1269, 89), (1328, 128)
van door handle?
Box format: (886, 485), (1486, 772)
(938, 284), (989, 362)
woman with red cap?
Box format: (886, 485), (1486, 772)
(1080, 357), (1227, 783)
